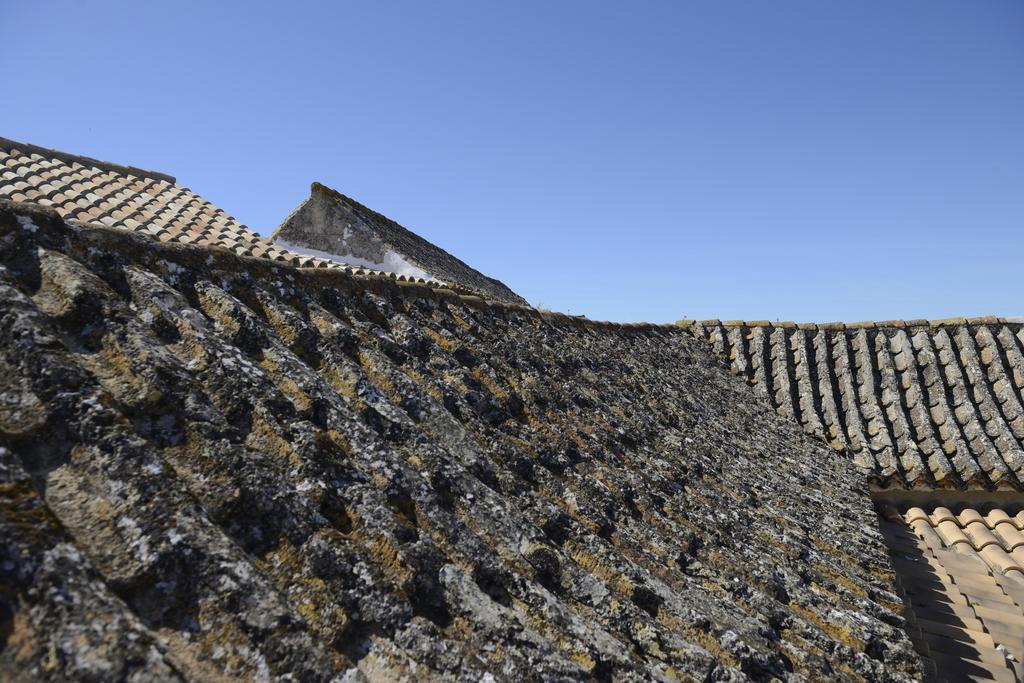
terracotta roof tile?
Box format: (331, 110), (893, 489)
(880, 504), (1024, 681)
(0, 137), (452, 290)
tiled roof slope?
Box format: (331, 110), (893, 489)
(271, 182), (529, 306)
(683, 319), (1024, 491)
(0, 137), (447, 287)
(878, 503), (1024, 682)
(0, 201), (922, 681)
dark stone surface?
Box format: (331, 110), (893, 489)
(0, 200), (919, 681)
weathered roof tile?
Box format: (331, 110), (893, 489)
(695, 319), (1024, 490)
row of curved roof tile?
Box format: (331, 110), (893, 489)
(901, 506), (1024, 576)
(679, 317), (1022, 329)
(879, 504), (1024, 682)
(0, 138), (448, 289)
(685, 320), (1024, 491)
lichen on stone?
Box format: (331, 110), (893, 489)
(0, 200), (920, 681)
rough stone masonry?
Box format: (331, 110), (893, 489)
(0, 200), (920, 681)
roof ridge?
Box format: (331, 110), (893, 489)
(0, 135), (176, 184)
(5, 199), (676, 332)
(675, 316), (1023, 329)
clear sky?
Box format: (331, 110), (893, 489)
(3, 2), (1022, 323)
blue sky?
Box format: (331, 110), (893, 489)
(3, 2), (1022, 323)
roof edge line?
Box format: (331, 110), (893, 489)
(0, 135), (176, 184)
(677, 316), (1022, 329)
(2, 199), (677, 333)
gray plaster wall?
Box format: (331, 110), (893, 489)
(272, 182), (528, 305)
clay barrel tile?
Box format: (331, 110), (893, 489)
(905, 507), (931, 524)
(979, 544), (1024, 574)
(913, 519), (946, 549)
(959, 508), (985, 526)
(985, 509), (1014, 528)
(962, 520), (1001, 550)
(932, 506), (958, 525)
(995, 523), (1024, 551)
(935, 519), (972, 548)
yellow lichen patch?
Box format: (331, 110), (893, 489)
(549, 412), (593, 446)
(611, 573), (635, 596)
(497, 435), (529, 455)
(181, 600), (256, 674)
(814, 564), (869, 600)
(0, 373), (49, 439)
(659, 506), (694, 531)
(245, 413), (302, 469)
(257, 539), (352, 658)
(777, 629), (833, 682)
(448, 615), (478, 641)
(352, 646), (423, 683)
(0, 480), (63, 539)
(876, 596), (904, 615)
(470, 368), (507, 401)
(524, 411), (561, 441)
(4, 610), (43, 671)
(657, 611), (739, 670)
(421, 326), (456, 352)
(659, 667), (688, 682)
(501, 601), (599, 676)
(567, 648), (597, 672)
(356, 351), (405, 406)
(344, 319), (380, 348)
(484, 642), (505, 666)
(194, 287), (246, 337)
(172, 330), (215, 370)
(402, 366), (444, 403)
(322, 429), (354, 458)
(586, 411), (619, 439)
(447, 506), (533, 578)
(319, 361), (360, 401)
(367, 535), (414, 584)
(156, 434), (237, 505)
(503, 373), (535, 399)
(75, 336), (165, 411)
(634, 536), (674, 568)
(809, 535), (858, 564)
(259, 299), (302, 349)
(753, 527), (797, 559)
(807, 582), (858, 616)
(607, 404), (629, 423)
(563, 542), (637, 604)
(447, 309), (473, 333)
(862, 559), (897, 584)
(807, 538), (887, 601)
(565, 545), (613, 581)
(258, 354), (313, 414)
(789, 603), (865, 651)
(307, 305), (348, 339)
